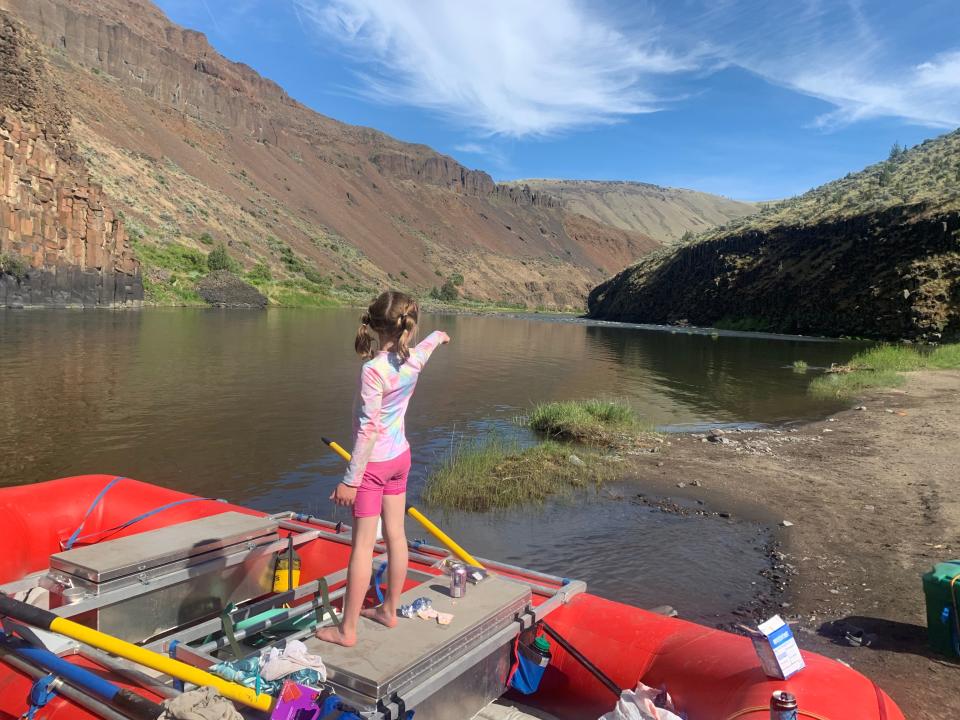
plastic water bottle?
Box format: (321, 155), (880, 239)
(770, 690), (798, 720)
(525, 636), (551, 668)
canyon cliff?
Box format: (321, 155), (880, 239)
(0, 0), (665, 309)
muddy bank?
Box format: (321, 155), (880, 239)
(623, 370), (960, 720)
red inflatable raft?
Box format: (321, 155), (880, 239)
(0, 476), (903, 720)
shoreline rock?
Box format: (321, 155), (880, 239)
(196, 271), (267, 308)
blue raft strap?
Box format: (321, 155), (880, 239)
(63, 476), (127, 549)
(167, 641), (184, 692)
(23, 673), (57, 720)
(67, 496), (212, 548)
(373, 561), (388, 605)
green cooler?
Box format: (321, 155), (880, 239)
(922, 560), (960, 657)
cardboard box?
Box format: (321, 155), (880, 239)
(751, 614), (805, 679)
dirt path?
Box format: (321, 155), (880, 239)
(627, 370), (960, 720)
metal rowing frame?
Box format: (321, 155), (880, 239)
(0, 511), (585, 719)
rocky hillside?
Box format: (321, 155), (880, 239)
(588, 130), (960, 341)
(0, 0), (659, 310)
(508, 179), (756, 243)
(0, 11), (141, 308)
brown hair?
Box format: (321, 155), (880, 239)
(355, 290), (419, 362)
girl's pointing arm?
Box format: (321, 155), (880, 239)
(410, 331), (450, 368)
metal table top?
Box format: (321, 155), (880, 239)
(308, 573), (531, 700)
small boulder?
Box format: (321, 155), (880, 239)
(567, 454), (586, 467)
(196, 270), (267, 308)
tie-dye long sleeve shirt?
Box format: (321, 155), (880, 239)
(342, 330), (449, 486)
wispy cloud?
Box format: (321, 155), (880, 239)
(691, 0), (960, 130)
(157, 0), (263, 38)
(199, 0), (222, 35)
(451, 142), (511, 173)
(293, 0), (960, 136)
(293, 0), (694, 137)
(453, 143), (488, 155)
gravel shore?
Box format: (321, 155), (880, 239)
(624, 370), (960, 719)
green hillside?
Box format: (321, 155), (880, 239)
(698, 130), (960, 242)
(588, 129), (960, 341)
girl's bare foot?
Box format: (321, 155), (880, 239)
(314, 625), (356, 647)
(361, 605), (398, 628)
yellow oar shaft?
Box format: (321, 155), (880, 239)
(322, 437), (352, 462)
(48, 617), (273, 710)
(49, 617), (273, 710)
(405, 506), (484, 569)
(323, 437), (485, 569)
(0, 594), (272, 710)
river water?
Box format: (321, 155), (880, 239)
(0, 308), (860, 622)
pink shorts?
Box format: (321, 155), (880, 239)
(353, 448), (411, 518)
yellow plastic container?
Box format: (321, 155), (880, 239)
(273, 548), (301, 592)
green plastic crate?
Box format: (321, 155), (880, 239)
(922, 560), (960, 657)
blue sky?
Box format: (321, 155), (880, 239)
(156, 1), (959, 201)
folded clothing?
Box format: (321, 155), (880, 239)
(261, 639), (327, 682)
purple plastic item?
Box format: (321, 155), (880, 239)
(269, 681), (321, 720)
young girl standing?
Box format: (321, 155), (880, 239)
(315, 290), (449, 647)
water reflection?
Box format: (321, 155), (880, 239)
(1, 307), (861, 620)
(0, 308), (859, 498)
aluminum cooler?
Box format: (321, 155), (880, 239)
(44, 511), (279, 643)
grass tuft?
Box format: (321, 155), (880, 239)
(929, 344), (960, 369)
(809, 369), (906, 399)
(527, 398), (649, 446)
(792, 360), (809, 373)
(850, 345), (927, 372)
(422, 438), (621, 512)
(809, 343), (960, 399)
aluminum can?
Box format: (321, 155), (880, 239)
(770, 691), (798, 720)
(450, 562), (468, 598)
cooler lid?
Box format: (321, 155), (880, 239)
(49, 512), (279, 583)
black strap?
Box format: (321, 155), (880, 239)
(315, 577), (342, 630)
(0, 618), (48, 650)
(539, 621), (621, 699)
(390, 693), (406, 718)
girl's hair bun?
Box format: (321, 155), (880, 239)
(354, 290), (419, 362)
